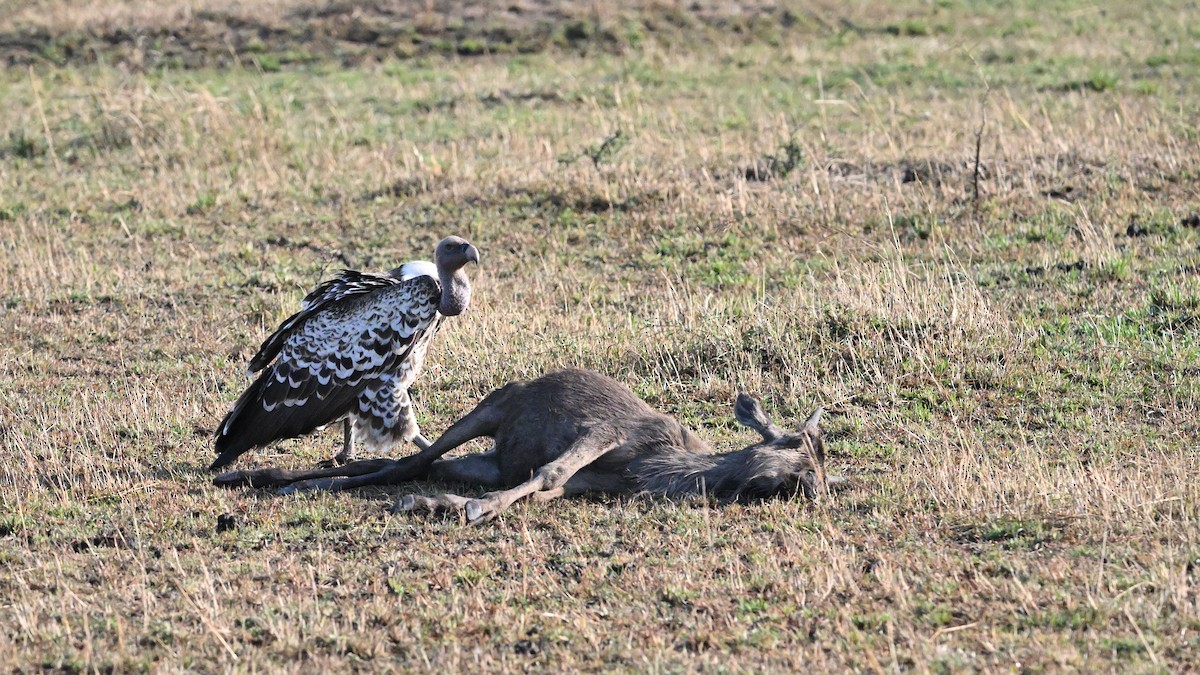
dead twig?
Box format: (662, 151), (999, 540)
(963, 49), (991, 214)
(27, 66), (62, 174)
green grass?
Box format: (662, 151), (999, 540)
(1, 0), (1199, 671)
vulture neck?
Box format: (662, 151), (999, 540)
(437, 267), (471, 316)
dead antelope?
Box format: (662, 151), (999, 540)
(214, 369), (844, 523)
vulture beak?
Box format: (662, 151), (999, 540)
(465, 243), (480, 265)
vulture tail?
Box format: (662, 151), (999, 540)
(211, 369), (274, 471)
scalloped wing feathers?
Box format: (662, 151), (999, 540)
(247, 270), (408, 374)
(212, 273), (442, 470)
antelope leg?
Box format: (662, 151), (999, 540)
(213, 458), (395, 489)
(392, 492), (473, 515)
(392, 452), (504, 515)
(530, 487), (565, 504)
(464, 426), (619, 524)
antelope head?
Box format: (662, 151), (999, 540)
(731, 393), (828, 500)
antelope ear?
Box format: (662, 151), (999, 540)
(803, 407), (823, 434)
(734, 393), (782, 441)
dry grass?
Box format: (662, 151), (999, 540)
(2, 0), (1200, 671)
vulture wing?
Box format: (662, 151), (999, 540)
(247, 270), (405, 374)
(212, 273), (440, 470)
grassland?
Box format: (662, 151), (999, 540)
(2, 0), (1199, 671)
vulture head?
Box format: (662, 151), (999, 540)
(435, 236), (480, 316)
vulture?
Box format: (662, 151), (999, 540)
(210, 236), (480, 471)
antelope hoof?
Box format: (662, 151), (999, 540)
(464, 498), (499, 524)
(392, 494), (430, 514)
(212, 471), (253, 489)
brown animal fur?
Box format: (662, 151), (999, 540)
(214, 369), (841, 523)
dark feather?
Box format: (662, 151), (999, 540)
(211, 368), (365, 471)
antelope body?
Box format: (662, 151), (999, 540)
(215, 369), (840, 523)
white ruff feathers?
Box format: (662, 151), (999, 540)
(398, 260), (437, 281)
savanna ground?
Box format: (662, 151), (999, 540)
(1, 0), (1199, 671)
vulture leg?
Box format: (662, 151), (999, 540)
(320, 420), (355, 467)
(413, 433), (433, 450)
